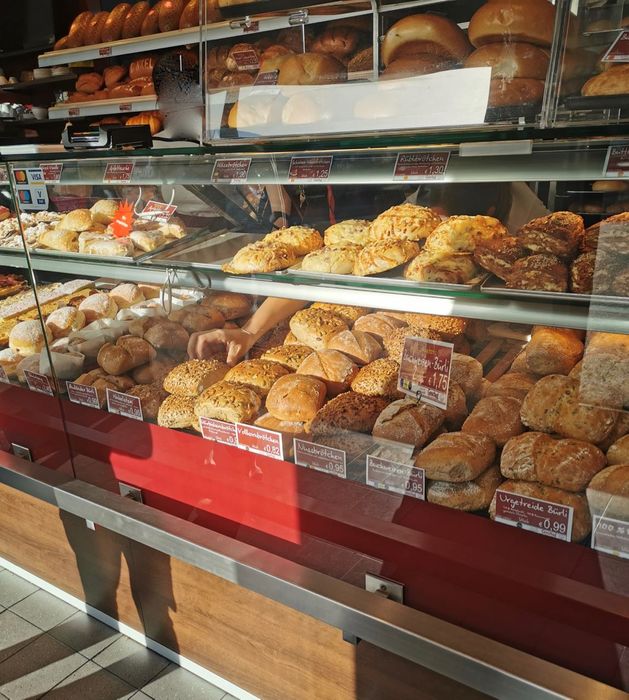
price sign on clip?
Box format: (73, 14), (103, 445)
(366, 454), (425, 500)
(254, 70), (278, 86)
(24, 370), (54, 396)
(236, 423), (283, 460)
(494, 490), (573, 542)
(40, 163), (63, 183)
(602, 30), (629, 62)
(106, 389), (143, 421)
(288, 155), (333, 183)
(231, 48), (260, 71)
(592, 515), (629, 559)
(211, 158), (251, 184)
(294, 439), (346, 479)
(67, 382), (100, 409)
(103, 162), (135, 184)
(603, 145), (629, 177)
(140, 200), (177, 223)
(393, 152), (450, 181)
(199, 417), (237, 446)
(398, 336), (453, 410)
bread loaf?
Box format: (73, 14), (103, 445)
(122, 1), (150, 38)
(141, 5), (160, 35)
(428, 465), (502, 511)
(372, 398), (443, 447)
(462, 396), (524, 447)
(289, 307), (348, 350)
(143, 321), (189, 354)
(350, 358), (402, 399)
(277, 53), (346, 85)
(97, 335), (157, 375)
(484, 372), (537, 401)
(326, 329), (382, 365)
(157, 394), (196, 429)
(67, 11), (94, 48)
(129, 56), (157, 81)
(224, 359), (289, 398)
(450, 353), (483, 402)
(101, 4), (131, 43)
(468, 0), (555, 48)
(309, 391), (388, 435)
(261, 344), (312, 371)
(525, 327), (584, 376)
(464, 43), (549, 80)
(297, 349), (358, 396)
(608, 435), (629, 466)
(194, 380), (261, 425)
(490, 480), (591, 542)
(445, 382), (468, 429)
(201, 292), (252, 320)
(163, 359), (229, 397)
(415, 432), (496, 482)
(83, 11), (109, 45)
(159, 0), (185, 32)
(266, 373), (326, 422)
(132, 358), (178, 386)
(353, 312), (406, 339)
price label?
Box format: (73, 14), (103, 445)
(243, 20), (260, 33)
(236, 423), (283, 459)
(103, 162), (135, 184)
(231, 48), (260, 71)
(398, 336), (453, 410)
(140, 200), (177, 223)
(199, 417), (237, 446)
(68, 108), (80, 117)
(66, 381), (100, 409)
(603, 145), (629, 178)
(294, 438), (346, 479)
(0, 365), (10, 384)
(99, 46), (112, 57)
(494, 489), (573, 542)
(106, 388), (143, 421)
(592, 515), (629, 559)
(40, 163), (63, 183)
(254, 70), (278, 86)
(119, 103), (133, 112)
(366, 454), (425, 500)
(211, 158), (251, 184)
(393, 152), (450, 181)
(24, 370), (54, 396)
(602, 30), (629, 62)
(288, 155), (333, 183)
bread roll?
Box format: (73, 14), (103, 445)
(608, 435), (629, 466)
(79, 293), (118, 323)
(132, 358), (178, 386)
(350, 358), (402, 399)
(416, 431), (496, 482)
(582, 64), (629, 97)
(261, 344), (312, 371)
(90, 199), (119, 225)
(381, 55), (456, 79)
(224, 359), (289, 398)
(450, 353), (483, 402)
(588, 464), (629, 499)
(157, 394), (196, 429)
(524, 327), (584, 376)
(372, 398), (443, 447)
(297, 349), (358, 396)
(309, 391), (388, 436)
(60, 209), (93, 232)
(45, 307), (86, 339)
(9, 320), (51, 356)
(462, 396), (524, 447)
(309, 303), (369, 326)
(127, 384), (166, 422)
(428, 465), (502, 512)
(277, 53), (346, 85)
(468, 0), (555, 48)
(194, 380), (261, 424)
(381, 14), (472, 66)
(98, 335), (157, 375)
(484, 371), (537, 401)
(201, 292), (252, 320)
(266, 373), (327, 422)
(254, 413), (306, 437)
(445, 382), (468, 429)
(163, 359), (229, 397)
(326, 329), (382, 365)
(490, 480), (591, 542)
(289, 307), (348, 350)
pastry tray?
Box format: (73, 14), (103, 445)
(481, 275), (629, 306)
(150, 231), (259, 268)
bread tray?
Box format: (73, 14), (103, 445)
(481, 275), (629, 306)
(563, 94), (629, 111)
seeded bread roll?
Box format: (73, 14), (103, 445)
(372, 398), (444, 447)
(163, 359), (229, 397)
(351, 358), (402, 399)
(608, 435), (629, 465)
(484, 372), (537, 401)
(194, 380), (261, 424)
(261, 344), (312, 371)
(490, 480), (591, 542)
(9, 320), (52, 356)
(224, 359), (289, 398)
(266, 373), (327, 422)
(157, 393), (196, 429)
(310, 303), (370, 326)
(309, 391), (389, 435)
(369, 204), (441, 242)
(381, 326), (442, 363)
(326, 329), (382, 365)
(353, 312), (407, 339)
(297, 349), (358, 396)
(79, 293), (118, 323)
(324, 219), (371, 247)
(289, 307), (348, 350)
(428, 465), (502, 512)
(45, 307), (86, 339)
(462, 396), (524, 447)
(201, 292), (252, 320)
(127, 383), (166, 422)
(415, 432), (496, 482)
(525, 327), (584, 376)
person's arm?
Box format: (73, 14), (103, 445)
(188, 297), (308, 365)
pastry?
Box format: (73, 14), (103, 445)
(582, 64), (629, 97)
(428, 465), (502, 512)
(474, 236), (527, 280)
(404, 251), (480, 284)
(79, 293), (118, 322)
(289, 307), (348, 350)
(263, 226), (323, 256)
(516, 211), (584, 258)
(266, 373), (327, 422)
(222, 241), (298, 274)
(353, 239), (420, 277)
(297, 349), (358, 396)
(194, 380), (261, 424)
(424, 215), (508, 255)
(9, 320), (51, 356)
(368, 204), (441, 242)
(45, 307), (86, 339)
(130, 229), (167, 253)
(224, 359), (289, 398)
(324, 220), (371, 247)
(163, 359), (229, 397)
(90, 200), (119, 225)
(109, 283), (145, 309)
(372, 397), (444, 447)
(415, 431), (496, 482)
(301, 245), (359, 275)
(38, 228), (79, 253)
(350, 358), (402, 399)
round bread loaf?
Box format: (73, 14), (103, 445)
(428, 464), (502, 511)
(297, 349), (358, 396)
(487, 77), (545, 107)
(261, 344), (313, 371)
(462, 396), (524, 447)
(415, 431), (496, 482)
(525, 327), (583, 376)
(369, 204), (441, 242)
(324, 220), (371, 247)
(468, 0), (555, 48)
(122, 1), (150, 38)
(277, 53), (346, 85)
(350, 358), (402, 399)
(372, 398), (443, 447)
(79, 293), (118, 322)
(289, 307), (348, 350)
(326, 329), (382, 365)
(159, 0), (185, 32)
(381, 55), (456, 79)
(465, 43), (549, 80)
(158, 393), (196, 428)
(9, 320), (52, 356)
(83, 11), (109, 46)
(45, 307), (86, 339)
(101, 3), (132, 43)
(308, 391), (389, 435)
(224, 359), (289, 398)
(144, 321), (189, 354)
(141, 6), (160, 36)
(201, 292), (252, 320)
(608, 435), (629, 466)
(381, 14), (472, 66)
(194, 380), (261, 424)
(163, 359), (229, 397)
(266, 373), (327, 422)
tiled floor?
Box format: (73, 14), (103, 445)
(0, 566), (239, 700)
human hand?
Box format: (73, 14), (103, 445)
(187, 327), (256, 366)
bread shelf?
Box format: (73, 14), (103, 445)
(48, 95), (158, 120)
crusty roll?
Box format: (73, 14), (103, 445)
(372, 398), (443, 447)
(101, 4), (131, 43)
(310, 303), (369, 326)
(76, 73), (104, 94)
(350, 358), (402, 399)
(9, 320), (51, 356)
(127, 384), (166, 422)
(309, 391), (389, 435)
(501, 432), (607, 492)
(122, 1), (150, 38)
(194, 380), (261, 425)
(97, 335), (157, 375)
(490, 480), (591, 542)
(143, 321), (189, 354)
(462, 396), (524, 447)
(78, 293), (118, 323)
(468, 0), (556, 48)
(277, 53), (346, 85)
(353, 312), (407, 339)
(428, 465), (502, 512)
(297, 349), (358, 396)
(484, 371), (537, 401)
(415, 431), (496, 482)
(168, 306), (224, 334)
(289, 307), (348, 350)
(450, 353), (483, 402)
(381, 14), (472, 66)
(326, 329), (382, 365)
(163, 359), (229, 397)
(464, 42), (549, 80)
(266, 373), (327, 422)
(525, 327), (584, 376)
(132, 358), (178, 386)
(261, 344), (312, 371)
(159, 0), (185, 32)
(45, 307), (86, 339)
(224, 359), (289, 398)
(201, 292), (252, 320)
(608, 435), (629, 466)
(588, 464), (629, 499)
(158, 394), (196, 429)
(445, 382), (468, 429)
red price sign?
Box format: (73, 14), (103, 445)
(494, 489), (573, 542)
(140, 200), (177, 223)
(40, 163), (63, 183)
(211, 158), (251, 184)
(243, 20), (260, 33)
(0, 365), (9, 384)
(288, 155), (333, 183)
(398, 336), (453, 410)
(254, 70), (278, 86)
(293, 439), (346, 479)
(592, 515), (629, 559)
(603, 145), (629, 178)
(231, 48), (260, 71)
(199, 417), (237, 446)
(103, 162), (135, 184)
(24, 370), (54, 396)
(393, 152), (450, 181)
(119, 103), (133, 112)
(68, 108), (80, 117)
(366, 454), (425, 500)
(66, 381), (100, 409)
(106, 389), (143, 421)
(602, 30), (629, 62)
(99, 46), (112, 57)
(236, 423), (283, 459)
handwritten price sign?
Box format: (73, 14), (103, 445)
(294, 438), (346, 478)
(288, 155), (333, 183)
(398, 336), (453, 410)
(604, 145), (629, 178)
(211, 158), (251, 184)
(366, 454), (425, 500)
(494, 490), (573, 542)
(236, 423), (283, 460)
(106, 389), (143, 421)
(199, 417), (237, 446)
(393, 152), (450, 181)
